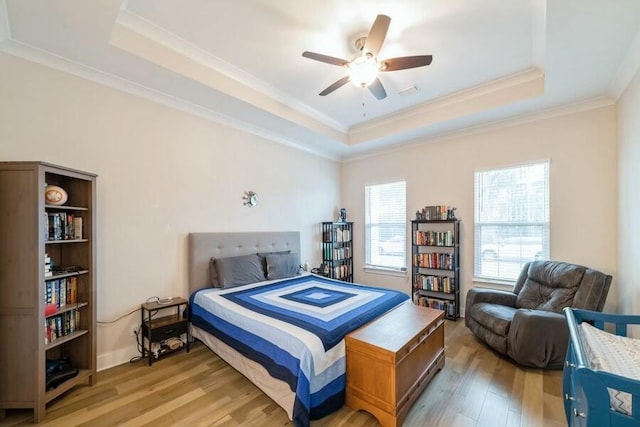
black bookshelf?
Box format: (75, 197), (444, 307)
(412, 219), (460, 320)
(321, 222), (353, 282)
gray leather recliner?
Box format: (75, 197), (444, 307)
(465, 260), (612, 369)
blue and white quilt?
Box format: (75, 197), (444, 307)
(190, 273), (408, 426)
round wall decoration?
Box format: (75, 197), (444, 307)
(45, 185), (68, 205)
(243, 191), (259, 207)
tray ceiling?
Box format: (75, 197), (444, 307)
(1, 0), (639, 158)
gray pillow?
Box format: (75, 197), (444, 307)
(209, 258), (221, 288)
(257, 250), (291, 276)
(214, 254), (265, 288)
(266, 253), (300, 280)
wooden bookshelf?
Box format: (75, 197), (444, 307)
(0, 161), (97, 422)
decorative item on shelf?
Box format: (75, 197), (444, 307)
(242, 191), (259, 207)
(415, 205), (457, 220)
(339, 208), (348, 222)
(44, 184), (68, 206)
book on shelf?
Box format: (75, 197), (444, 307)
(414, 274), (456, 293)
(44, 253), (52, 277)
(413, 293), (456, 317)
(44, 212), (49, 241)
(73, 216), (83, 239)
(413, 253), (455, 270)
(323, 228), (351, 243)
(324, 245), (352, 261)
(46, 212), (83, 241)
(45, 276), (78, 311)
(66, 213), (74, 240)
(417, 205), (457, 221)
(48, 213), (62, 241)
(69, 276), (77, 304)
(332, 264), (350, 279)
(414, 230), (454, 246)
(45, 309), (80, 345)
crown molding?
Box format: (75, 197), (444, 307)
(348, 68), (545, 145)
(608, 28), (640, 100)
(343, 96), (614, 163)
(114, 8), (347, 134)
(110, 14), (347, 146)
(0, 0), (9, 41)
(0, 39), (339, 161)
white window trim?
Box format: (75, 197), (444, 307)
(474, 158), (551, 174)
(473, 159), (550, 283)
(363, 265), (408, 277)
(364, 180), (407, 272)
(472, 276), (516, 291)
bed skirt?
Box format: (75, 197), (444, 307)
(190, 324), (295, 420)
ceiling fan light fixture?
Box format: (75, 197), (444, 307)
(348, 54), (379, 87)
(302, 14), (432, 100)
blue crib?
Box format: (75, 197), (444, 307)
(563, 308), (640, 427)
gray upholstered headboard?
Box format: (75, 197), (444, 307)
(187, 231), (300, 295)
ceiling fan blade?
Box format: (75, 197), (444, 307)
(363, 14), (391, 56)
(302, 51), (349, 67)
(380, 55), (433, 71)
(319, 75), (351, 96)
(368, 78), (387, 100)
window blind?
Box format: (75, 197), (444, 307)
(474, 161), (550, 282)
(365, 181), (407, 271)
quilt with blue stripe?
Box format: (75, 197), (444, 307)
(190, 273), (408, 426)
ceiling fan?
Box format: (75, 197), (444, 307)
(302, 14), (433, 100)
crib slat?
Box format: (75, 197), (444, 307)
(615, 322), (628, 337)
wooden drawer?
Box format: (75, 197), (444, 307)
(142, 314), (187, 342)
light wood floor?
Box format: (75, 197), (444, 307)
(1, 320), (566, 427)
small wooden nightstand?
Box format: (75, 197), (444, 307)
(140, 297), (190, 366)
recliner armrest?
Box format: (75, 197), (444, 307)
(466, 288), (517, 308)
(508, 309), (569, 369)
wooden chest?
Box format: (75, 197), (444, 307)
(345, 302), (445, 427)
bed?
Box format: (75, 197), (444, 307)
(187, 232), (409, 426)
(563, 308), (640, 427)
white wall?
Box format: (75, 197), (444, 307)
(618, 66), (640, 336)
(342, 105), (618, 315)
(0, 53), (341, 369)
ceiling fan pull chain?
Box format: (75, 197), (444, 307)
(362, 86), (367, 117)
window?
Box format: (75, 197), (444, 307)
(365, 181), (406, 271)
(474, 161), (549, 282)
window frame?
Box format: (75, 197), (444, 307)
(364, 181), (407, 273)
(473, 160), (550, 284)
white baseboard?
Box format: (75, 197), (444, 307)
(97, 344), (140, 371)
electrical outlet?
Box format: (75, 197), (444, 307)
(130, 324), (139, 336)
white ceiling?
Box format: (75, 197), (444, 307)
(1, 0), (639, 159)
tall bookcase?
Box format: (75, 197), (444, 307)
(0, 162), (96, 422)
(321, 222), (353, 282)
(411, 219), (460, 320)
